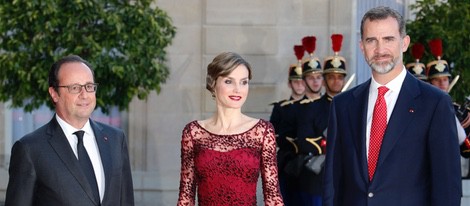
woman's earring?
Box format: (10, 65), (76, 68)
(211, 93), (215, 99)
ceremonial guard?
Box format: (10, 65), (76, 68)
(270, 63), (306, 135)
(283, 35), (327, 206)
(299, 37), (324, 100)
(269, 46), (307, 205)
(426, 39), (454, 92)
(426, 39), (470, 177)
(288, 35), (347, 206)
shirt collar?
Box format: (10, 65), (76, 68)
(55, 114), (93, 136)
(370, 66), (407, 93)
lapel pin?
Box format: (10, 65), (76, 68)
(409, 108), (415, 113)
(104, 136), (108, 141)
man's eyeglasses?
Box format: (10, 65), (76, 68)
(57, 83), (98, 94)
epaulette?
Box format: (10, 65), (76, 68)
(300, 96), (320, 104)
(269, 99), (287, 106)
(280, 99), (296, 107)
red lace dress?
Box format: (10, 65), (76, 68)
(177, 119), (284, 206)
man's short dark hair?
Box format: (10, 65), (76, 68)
(360, 6), (406, 39)
(48, 55), (94, 89)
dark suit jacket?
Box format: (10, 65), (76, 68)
(323, 72), (462, 206)
(5, 116), (134, 206)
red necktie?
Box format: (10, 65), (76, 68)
(368, 86), (389, 181)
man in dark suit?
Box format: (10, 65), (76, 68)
(5, 55), (134, 205)
(323, 6), (462, 206)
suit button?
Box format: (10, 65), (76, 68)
(368, 192), (374, 198)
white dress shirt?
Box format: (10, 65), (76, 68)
(366, 68), (406, 159)
(56, 115), (105, 202)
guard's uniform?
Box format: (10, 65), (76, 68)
(425, 40), (470, 178)
(271, 96), (304, 164)
(293, 35), (347, 206)
(457, 105), (470, 178)
(269, 63), (305, 206)
(285, 36), (328, 206)
(292, 95), (324, 199)
(296, 94), (332, 143)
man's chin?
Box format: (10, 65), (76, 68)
(439, 87), (448, 92)
(312, 88), (322, 93)
(77, 109), (94, 118)
(372, 65), (393, 74)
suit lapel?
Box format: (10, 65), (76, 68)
(90, 120), (112, 200)
(46, 117), (100, 205)
(349, 80), (371, 182)
(377, 73), (420, 167)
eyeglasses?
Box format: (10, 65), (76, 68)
(57, 83), (98, 94)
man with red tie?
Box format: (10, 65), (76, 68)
(322, 6), (462, 206)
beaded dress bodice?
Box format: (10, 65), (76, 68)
(177, 119), (284, 206)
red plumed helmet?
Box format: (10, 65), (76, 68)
(426, 38), (450, 79)
(331, 34), (343, 54)
(302, 36), (316, 56)
(406, 42), (427, 80)
(294, 45), (305, 61)
(428, 38), (443, 60)
(323, 34), (346, 75)
(411, 43), (425, 62)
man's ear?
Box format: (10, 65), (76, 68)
(359, 39), (365, 56)
(49, 87), (59, 103)
(402, 35), (411, 53)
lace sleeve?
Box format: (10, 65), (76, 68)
(260, 121), (285, 206)
(177, 123), (196, 206)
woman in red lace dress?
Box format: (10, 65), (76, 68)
(177, 52), (284, 206)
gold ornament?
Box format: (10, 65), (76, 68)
(435, 61), (446, 72)
(412, 64), (423, 75)
(295, 66), (302, 75)
(308, 59), (319, 69)
(332, 57), (342, 68)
